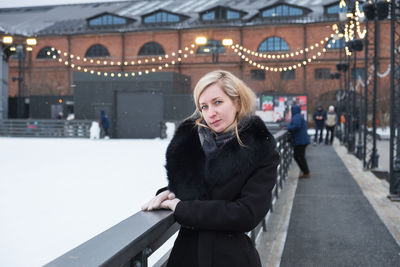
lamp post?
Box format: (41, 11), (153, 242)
(362, 0), (389, 168)
(349, 38), (364, 159)
(1, 36), (14, 120)
(15, 44), (24, 118)
(6, 36), (37, 118)
(388, 0), (400, 201)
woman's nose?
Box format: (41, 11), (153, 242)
(208, 107), (217, 117)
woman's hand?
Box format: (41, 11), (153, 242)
(160, 195), (181, 211)
(141, 190), (175, 211)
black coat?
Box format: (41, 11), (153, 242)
(165, 115), (280, 267)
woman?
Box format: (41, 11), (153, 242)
(142, 70), (279, 267)
(287, 104), (310, 178)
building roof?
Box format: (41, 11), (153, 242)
(0, 0), (340, 36)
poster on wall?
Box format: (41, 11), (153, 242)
(256, 94), (307, 123)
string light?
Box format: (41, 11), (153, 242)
(229, 42), (331, 72)
(49, 44), (198, 78)
(49, 44), (197, 69)
(233, 33), (335, 60)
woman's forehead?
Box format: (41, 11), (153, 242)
(199, 84), (227, 102)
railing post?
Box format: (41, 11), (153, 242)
(131, 248), (152, 267)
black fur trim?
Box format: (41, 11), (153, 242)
(165, 115), (277, 200)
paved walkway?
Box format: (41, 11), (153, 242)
(258, 141), (400, 267)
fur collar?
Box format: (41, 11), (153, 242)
(165, 115), (277, 200)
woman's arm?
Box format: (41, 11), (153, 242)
(173, 151), (279, 232)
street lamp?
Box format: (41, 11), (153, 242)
(195, 37), (233, 63)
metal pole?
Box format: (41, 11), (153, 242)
(371, 5), (379, 168)
(338, 42), (343, 142)
(344, 54), (350, 146)
(16, 45), (24, 118)
(363, 20), (369, 168)
(348, 52), (355, 153)
(389, 0), (400, 200)
(356, 49), (363, 159)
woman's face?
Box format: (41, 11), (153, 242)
(198, 83), (239, 133)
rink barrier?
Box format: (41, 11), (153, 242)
(0, 119), (91, 138)
(45, 129), (292, 267)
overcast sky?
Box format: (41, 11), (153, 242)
(0, 0), (125, 8)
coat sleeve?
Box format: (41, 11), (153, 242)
(287, 116), (301, 133)
(173, 150), (279, 232)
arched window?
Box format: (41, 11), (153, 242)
(138, 42), (165, 56)
(37, 46), (59, 59)
(326, 38), (346, 49)
(85, 44), (110, 57)
(262, 4), (304, 18)
(258, 37), (289, 52)
(197, 39), (225, 54)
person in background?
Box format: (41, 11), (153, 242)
(325, 105), (337, 145)
(141, 70), (279, 267)
(99, 110), (110, 138)
(287, 104), (311, 179)
(340, 112), (346, 143)
(313, 105), (326, 144)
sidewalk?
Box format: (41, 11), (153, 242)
(257, 140), (400, 267)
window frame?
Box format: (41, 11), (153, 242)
(87, 12), (133, 27)
(36, 46), (59, 60)
(326, 38), (346, 49)
(281, 70), (296, 80)
(143, 11), (181, 24)
(199, 6), (245, 22)
(138, 42), (165, 56)
(261, 4), (304, 18)
(85, 44), (110, 58)
(315, 68), (331, 80)
(250, 69), (266, 81)
(257, 37), (290, 52)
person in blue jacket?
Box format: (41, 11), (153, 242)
(99, 110), (110, 138)
(287, 104), (311, 178)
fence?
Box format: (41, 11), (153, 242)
(0, 119), (92, 138)
(45, 129), (292, 267)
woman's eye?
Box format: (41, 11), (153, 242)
(201, 105), (207, 110)
(215, 100), (222, 105)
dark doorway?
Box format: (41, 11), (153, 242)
(114, 91), (163, 138)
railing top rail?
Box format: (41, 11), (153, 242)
(274, 130), (288, 141)
(45, 210), (175, 267)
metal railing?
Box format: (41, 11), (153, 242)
(0, 119), (92, 138)
(45, 129), (292, 267)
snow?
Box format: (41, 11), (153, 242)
(0, 137), (172, 267)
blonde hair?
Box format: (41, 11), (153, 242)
(192, 70), (256, 145)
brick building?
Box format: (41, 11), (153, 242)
(0, 0), (391, 120)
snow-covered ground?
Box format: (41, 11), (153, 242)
(0, 137), (172, 267)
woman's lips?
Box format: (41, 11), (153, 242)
(211, 119), (221, 125)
